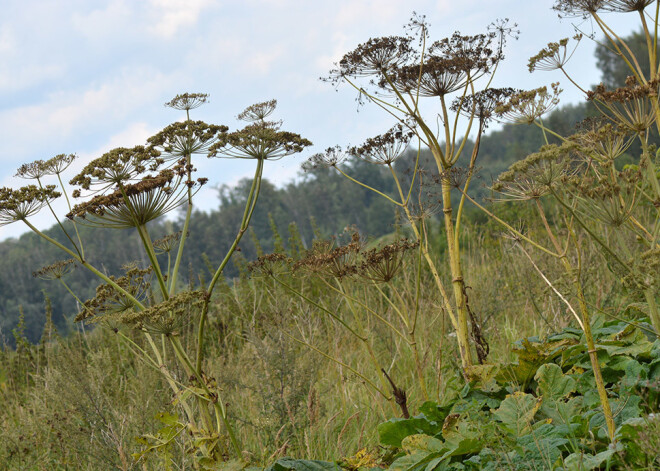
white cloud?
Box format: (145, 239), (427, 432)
(0, 63), (65, 94)
(0, 26), (15, 54)
(147, 0), (213, 38)
(242, 45), (285, 75)
(71, 0), (133, 39)
(334, 0), (402, 28)
(0, 66), (176, 162)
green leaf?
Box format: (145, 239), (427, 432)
(402, 434), (449, 454)
(418, 402), (450, 424)
(388, 451), (440, 471)
(465, 364), (501, 393)
(492, 392), (542, 436)
(534, 364), (576, 401)
(265, 458), (340, 471)
(199, 458), (246, 471)
(440, 415), (483, 456)
(540, 396), (583, 427)
(378, 416), (440, 447)
(563, 449), (615, 471)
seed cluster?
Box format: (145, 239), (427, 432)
(249, 234), (418, 283)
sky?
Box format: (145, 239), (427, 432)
(0, 0), (644, 241)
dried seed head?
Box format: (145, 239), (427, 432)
(15, 161), (48, 180)
(69, 146), (161, 192)
(359, 239), (419, 283)
(237, 99), (278, 122)
(388, 31), (502, 98)
(147, 121), (228, 162)
(153, 231), (185, 254)
(210, 121), (312, 160)
(528, 35), (582, 72)
(451, 87), (517, 127)
(165, 93), (209, 111)
(294, 233), (363, 279)
(76, 264), (152, 322)
(349, 124), (414, 165)
(33, 259), (76, 280)
(302, 146), (347, 171)
(67, 163), (199, 228)
(571, 123), (633, 162)
(495, 83), (562, 124)
(328, 36), (415, 83)
(248, 252), (292, 278)
(601, 0), (655, 12)
(553, 0), (605, 18)
(120, 290), (204, 335)
(0, 185), (61, 226)
(44, 154), (76, 176)
(587, 81), (659, 132)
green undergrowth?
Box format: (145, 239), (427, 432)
(263, 319), (660, 471)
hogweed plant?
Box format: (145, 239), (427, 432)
(310, 14), (519, 374)
(458, 0), (660, 442)
(2, 94), (311, 465)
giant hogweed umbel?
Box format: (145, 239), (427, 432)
(3, 94), (311, 462)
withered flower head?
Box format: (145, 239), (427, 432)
(601, 0), (655, 12)
(390, 56), (468, 97)
(563, 167), (641, 227)
(67, 163), (200, 228)
(75, 264), (152, 322)
(587, 79), (660, 103)
(570, 123), (633, 161)
(528, 35), (582, 72)
(15, 161), (48, 180)
(33, 259), (76, 280)
(302, 146), (346, 171)
(553, 0), (605, 17)
(495, 83), (562, 124)
(430, 31), (502, 73)
(329, 36), (415, 82)
(451, 87), (517, 126)
(349, 124), (414, 165)
(44, 154), (76, 176)
(587, 81), (659, 132)
(119, 290), (204, 335)
(210, 121), (312, 160)
(147, 121), (228, 161)
(248, 252), (292, 278)
(622, 247), (659, 292)
(69, 146), (161, 192)
(0, 185), (61, 226)
(359, 239), (419, 283)
(294, 233), (363, 279)
(154, 231), (185, 254)
(492, 143), (575, 200)
(165, 93), (209, 111)
(389, 32), (502, 98)
(237, 99), (278, 122)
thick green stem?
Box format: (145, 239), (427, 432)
(195, 159), (264, 374)
(441, 179), (473, 370)
(169, 154), (194, 294)
(136, 224), (169, 299)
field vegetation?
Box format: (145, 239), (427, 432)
(1, 1), (659, 469)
